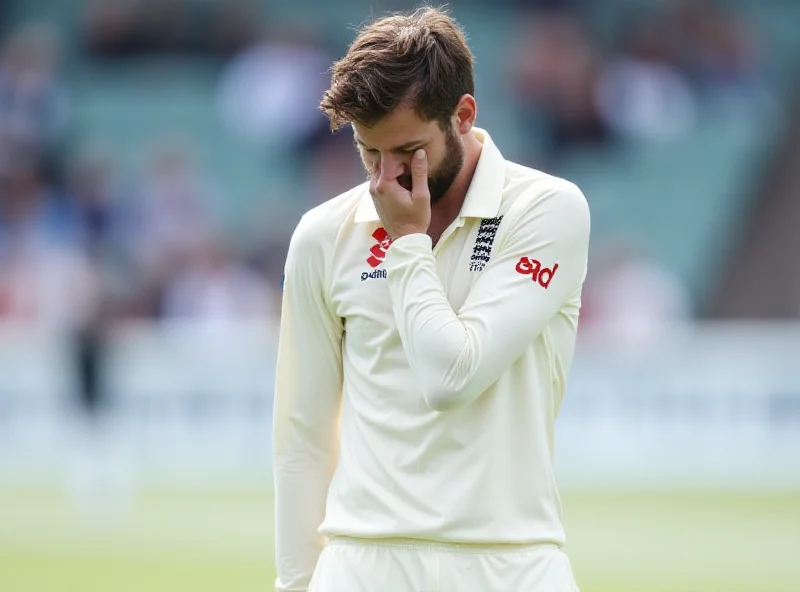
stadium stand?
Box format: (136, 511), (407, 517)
(1, 0), (798, 315)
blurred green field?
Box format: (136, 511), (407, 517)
(0, 487), (798, 592)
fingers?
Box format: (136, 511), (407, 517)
(371, 150), (427, 200)
(371, 173), (405, 201)
(411, 149), (429, 199)
(370, 178), (397, 204)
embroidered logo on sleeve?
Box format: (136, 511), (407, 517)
(516, 257), (559, 289)
(469, 216), (503, 272)
(367, 227), (393, 268)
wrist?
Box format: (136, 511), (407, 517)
(388, 226), (428, 241)
(386, 232), (433, 253)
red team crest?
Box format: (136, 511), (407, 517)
(516, 257), (558, 288)
(367, 227), (393, 268)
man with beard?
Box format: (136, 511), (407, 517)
(273, 6), (591, 592)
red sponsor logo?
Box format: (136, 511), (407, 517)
(367, 227), (393, 268)
(515, 257), (558, 288)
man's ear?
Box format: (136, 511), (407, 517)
(454, 94), (477, 135)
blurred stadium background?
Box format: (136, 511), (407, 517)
(0, 0), (799, 590)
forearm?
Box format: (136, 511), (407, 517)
(384, 234), (485, 410)
(273, 363), (341, 589)
(384, 186), (590, 412)
(274, 451), (336, 592)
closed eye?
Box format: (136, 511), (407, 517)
(365, 148), (417, 156)
(354, 136), (425, 155)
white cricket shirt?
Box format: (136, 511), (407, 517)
(273, 128), (591, 592)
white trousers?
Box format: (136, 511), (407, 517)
(309, 537), (581, 592)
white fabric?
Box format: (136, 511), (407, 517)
(273, 129), (591, 591)
(309, 537), (581, 592)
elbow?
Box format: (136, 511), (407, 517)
(412, 328), (484, 411)
(421, 383), (471, 412)
(417, 341), (478, 412)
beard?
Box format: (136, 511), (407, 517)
(404, 128), (464, 205)
(369, 127), (465, 206)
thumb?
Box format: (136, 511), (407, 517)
(411, 149), (429, 198)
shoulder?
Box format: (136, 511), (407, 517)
(288, 182), (370, 258)
(501, 162), (590, 233)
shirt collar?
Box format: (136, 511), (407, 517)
(353, 127), (506, 224)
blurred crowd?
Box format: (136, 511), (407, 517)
(0, 0), (779, 357)
(0, 12), (284, 335)
(82, 0), (260, 60)
(509, 0), (774, 166)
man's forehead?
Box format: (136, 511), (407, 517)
(352, 107), (438, 147)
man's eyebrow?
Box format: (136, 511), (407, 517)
(392, 139), (426, 152)
(354, 137), (425, 152)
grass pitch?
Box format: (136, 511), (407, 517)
(0, 487), (798, 592)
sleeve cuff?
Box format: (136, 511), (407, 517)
(384, 233), (433, 269)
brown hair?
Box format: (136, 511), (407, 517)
(320, 6), (475, 131)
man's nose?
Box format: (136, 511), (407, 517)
(378, 154), (407, 185)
